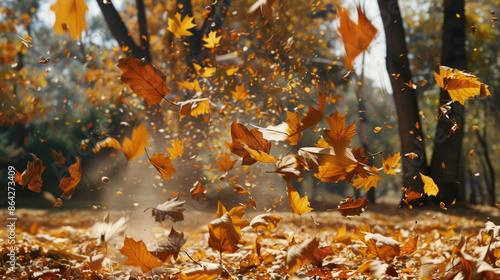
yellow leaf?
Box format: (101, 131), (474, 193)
(244, 147), (277, 163)
(286, 182), (312, 215)
(179, 79), (201, 91)
(93, 137), (121, 153)
(123, 123), (149, 161)
(167, 139), (184, 159)
(167, 12), (196, 38)
(119, 237), (162, 273)
(203, 31), (221, 48)
(434, 64), (491, 105)
(382, 153), (401, 175)
(352, 166), (381, 191)
(50, 0), (88, 41)
(420, 173), (439, 197)
(230, 84), (249, 101)
(193, 63), (216, 78)
(179, 98), (211, 118)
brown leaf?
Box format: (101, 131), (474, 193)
(336, 196), (369, 217)
(118, 57), (171, 107)
(249, 0), (276, 19)
(146, 196), (186, 223)
(148, 153), (176, 180)
(123, 123), (149, 161)
(356, 223), (400, 261)
(50, 149), (66, 165)
(286, 237), (334, 274)
(190, 181), (207, 201)
(208, 214), (241, 253)
(275, 155), (309, 181)
(230, 119), (272, 166)
(152, 227), (186, 263)
(403, 187), (422, 206)
(14, 153), (46, 193)
(119, 236), (162, 273)
(58, 157), (82, 199)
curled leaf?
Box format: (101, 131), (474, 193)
(146, 196), (186, 223)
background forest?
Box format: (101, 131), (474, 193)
(0, 0), (499, 211)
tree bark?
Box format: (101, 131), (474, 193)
(96, 0), (150, 61)
(476, 128), (495, 206)
(429, 0), (466, 205)
(377, 0), (429, 202)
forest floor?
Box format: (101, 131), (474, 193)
(2, 203), (500, 279)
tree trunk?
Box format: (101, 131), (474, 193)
(377, 0), (428, 202)
(429, 0), (466, 205)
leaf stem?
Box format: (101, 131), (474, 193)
(183, 251), (202, 267)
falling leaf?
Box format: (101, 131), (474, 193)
(337, 5), (377, 70)
(402, 187), (422, 206)
(216, 153), (237, 172)
(93, 137), (121, 153)
(50, 149), (66, 165)
(404, 152), (419, 160)
(190, 181), (207, 201)
(331, 224), (351, 244)
(287, 182), (313, 216)
(382, 153), (401, 175)
(335, 196), (369, 217)
(434, 64), (491, 105)
(14, 153), (46, 193)
(230, 119), (272, 166)
(93, 213), (129, 245)
(58, 157), (82, 199)
(167, 12), (196, 38)
(119, 237), (162, 273)
(323, 111), (357, 155)
(17, 33), (34, 48)
(249, 0), (276, 19)
(249, 214), (282, 230)
(178, 98), (210, 118)
(118, 57), (171, 107)
(352, 166), (381, 191)
(203, 31), (221, 48)
(243, 147), (277, 163)
(123, 123), (149, 161)
(286, 237), (334, 274)
(148, 153), (175, 180)
(373, 127), (382, 133)
(146, 196), (186, 223)
(193, 63), (216, 78)
(275, 155), (309, 181)
(230, 84), (249, 101)
(420, 173), (439, 197)
(50, 0), (88, 41)
(207, 214), (241, 253)
(167, 139), (184, 159)
(152, 227), (187, 263)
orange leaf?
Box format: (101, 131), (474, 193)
(118, 57), (171, 107)
(400, 235), (418, 256)
(337, 5), (377, 70)
(230, 84), (249, 101)
(167, 139), (184, 159)
(287, 182), (313, 216)
(356, 223), (400, 261)
(216, 153), (237, 172)
(249, 0), (277, 19)
(148, 153), (175, 180)
(402, 187), (422, 206)
(323, 111), (357, 155)
(382, 153), (401, 175)
(50, 0), (88, 41)
(50, 149), (66, 165)
(336, 195), (369, 217)
(14, 153), (46, 193)
(190, 181), (207, 201)
(286, 237), (334, 274)
(244, 147), (277, 163)
(92, 137), (121, 153)
(207, 214), (241, 253)
(352, 166), (381, 191)
(230, 119), (272, 166)
(119, 237), (162, 273)
(275, 155), (309, 181)
(58, 157), (82, 199)
(123, 123), (149, 161)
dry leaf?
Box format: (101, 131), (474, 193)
(50, 0), (88, 41)
(207, 214), (241, 253)
(167, 12), (196, 38)
(50, 149), (66, 165)
(180, 263), (225, 280)
(420, 173), (439, 197)
(403, 187), (422, 206)
(190, 181), (207, 201)
(400, 235), (418, 256)
(230, 119), (273, 166)
(93, 137), (121, 153)
(249, 214), (282, 230)
(152, 227), (186, 262)
(119, 237), (162, 273)
(287, 182), (313, 216)
(336, 196), (369, 217)
(179, 98), (211, 118)
(148, 153), (176, 180)
(275, 155), (309, 181)
(93, 213), (129, 245)
(58, 157), (82, 199)
(230, 84), (249, 101)
(193, 63), (216, 78)
(216, 153), (237, 172)
(382, 153), (401, 175)
(352, 166), (381, 191)
(123, 123), (149, 161)
(323, 111), (357, 155)
(14, 153), (46, 193)
(203, 31), (221, 48)
(118, 57), (171, 107)
(249, 0), (276, 19)
(286, 237), (334, 274)
(146, 196), (186, 223)
(356, 223), (400, 261)
(167, 139), (184, 159)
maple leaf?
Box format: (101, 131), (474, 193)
(50, 149), (66, 165)
(93, 137), (121, 153)
(193, 63), (216, 78)
(420, 173), (439, 197)
(334, 195), (369, 217)
(249, 0), (276, 19)
(434, 64), (491, 105)
(203, 31), (221, 48)
(275, 155), (309, 181)
(208, 214), (241, 253)
(287, 182), (313, 216)
(50, 0), (88, 41)
(230, 119), (273, 166)
(216, 201), (249, 233)
(93, 213), (129, 245)
(119, 237), (162, 273)
(14, 153), (46, 193)
(249, 214), (282, 230)
(337, 5), (377, 70)
(148, 153), (176, 180)
(323, 111), (357, 155)
(190, 181), (207, 201)
(167, 12), (196, 38)
(382, 153), (401, 175)
(352, 166), (381, 191)
(178, 98), (210, 118)
(123, 123), (149, 161)
(216, 153), (237, 172)
(167, 139), (184, 159)
(230, 84), (249, 101)
(286, 237), (334, 274)
(118, 57), (171, 107)
(152, 227), (186, 263)
(146, 196), (186, 223)
(58, 157), (82, 199)
(299, 147), (362, 183)
(402, 187), (422, 206)
(356, 223), (400, 261)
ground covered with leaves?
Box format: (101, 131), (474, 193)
(2, 204), (500, 280)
